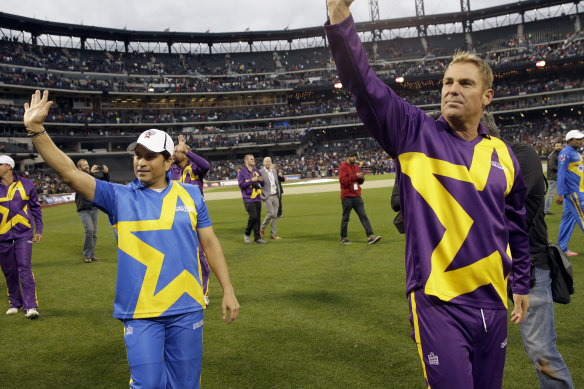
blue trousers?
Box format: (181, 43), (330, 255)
(519, 267), (574, 388)
(78, 208), (99, 258)
(124, 311), (204, 389)
(557, 192), (584, 251)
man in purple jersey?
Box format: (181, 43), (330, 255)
(237, 154), (266, 244)
(170, 134), (212, 304)
(326, 2), (530, 388)
(0, 155), (43, 319)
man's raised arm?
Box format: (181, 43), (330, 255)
(327, 0), (354, 24)
(24, 90), (96, 201)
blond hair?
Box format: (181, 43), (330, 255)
(445, 51), (493, 90)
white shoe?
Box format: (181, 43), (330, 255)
(6, 307), (20, 315)
(244, 234), (251, 244)
(25, 308), (39, 319)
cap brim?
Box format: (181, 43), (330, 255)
(127, 141), (164, 154)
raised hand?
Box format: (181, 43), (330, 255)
(24, 90), (53, 134)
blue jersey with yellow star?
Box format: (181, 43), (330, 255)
(92, 173), (211, 319)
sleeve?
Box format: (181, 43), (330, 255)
(237, 169), (251, 190)
(91, 179), (119, 220)
(28, 182), (43, 234)
(101, 171), (111, 182)
(556, 151), (569, 196)
(325, 15), (427, 158)
(338, 163), (354, 186)
(186, 151), (211, 178)
(504, 154), (531, 295)
(193, 187), (212, 229)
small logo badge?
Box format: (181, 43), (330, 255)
(193, 319), (204, 330)
(428, 352), (439, 366)
(124, 325), (133, 336)
(500, 338), (507, 349)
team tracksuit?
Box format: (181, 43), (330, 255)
(325, 15), (530, 388)
(556, 144), (584, 251)
(0, 173), (43, 312)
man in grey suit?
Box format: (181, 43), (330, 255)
(260, 157), (282, 240)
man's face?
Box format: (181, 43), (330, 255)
(263, 157), (272, 169)
(0, 163), (11, 178)
(173, 145), (186, 164)
(554, 143), (563, 151)
(133, 145), (171, 188)
(441, 62), (493, 127)
(347, 155), (357, 164)
(78, 160), (90, 173)
(245, 155), (255, 167)
(569, 138), (584, 149)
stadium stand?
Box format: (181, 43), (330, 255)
(1, 0), (583, 197)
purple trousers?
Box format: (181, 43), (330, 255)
(409, 289), (507, 389)
(0, 238), (38, 310)
(197, 244), (209, 296)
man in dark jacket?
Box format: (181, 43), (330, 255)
(75, 159), (110, 263)
(544, 142), (562, 215)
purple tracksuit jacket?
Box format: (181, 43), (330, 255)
(325, 16), (530, 310)
(0, 173), (43, 240)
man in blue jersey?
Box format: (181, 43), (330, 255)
(23, 90), (239, 389)
(326, 2), (530, 388)
(556, 129), (584, 256)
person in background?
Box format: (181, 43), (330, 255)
(260, 157), (282, 240)
(556, 129), (584, 257)
(276, 165), (285, 218)
(170, 134), (212, 305)
(24, 90), (239, 388)
(338, 152), (381, 245)
(75, 159), (110, 263)
(0, 155), (43, 319)
(238, 154), (266, 244)
(544, 142), (562, 215)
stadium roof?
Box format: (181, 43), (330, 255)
(0, 0), (576, 46)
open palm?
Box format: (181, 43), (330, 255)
(23, 90), (53, 132)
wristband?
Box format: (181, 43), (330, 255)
(29, 130), (47, 138)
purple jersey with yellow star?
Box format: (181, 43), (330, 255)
(0, 173), (43, 241)
(325, 16), (530, 310)
(92, 172), (211, 319)
(169, 151), (210, 195)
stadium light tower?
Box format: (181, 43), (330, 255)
(369, 0), (382, 60)
(461, 0), (474, 50)
(415, 0), (428, 54)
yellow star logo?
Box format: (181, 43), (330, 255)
(0, 181), (31, 235)
(115, 182), (205, 319)
(399, 138), (516, 307)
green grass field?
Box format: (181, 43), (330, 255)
(1, 178), (582, 388)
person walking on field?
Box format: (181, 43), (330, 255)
(0, 155), (43, 319)
(556, 129), (584, 257)
(75, 159), (110, 263)
(325, 2), (529, 388)
(23, 90), (239, 388)
(338, 152), (381, 245)
(260, 157), (282, 240)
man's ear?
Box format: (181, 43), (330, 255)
(482, 88), (494, 107)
